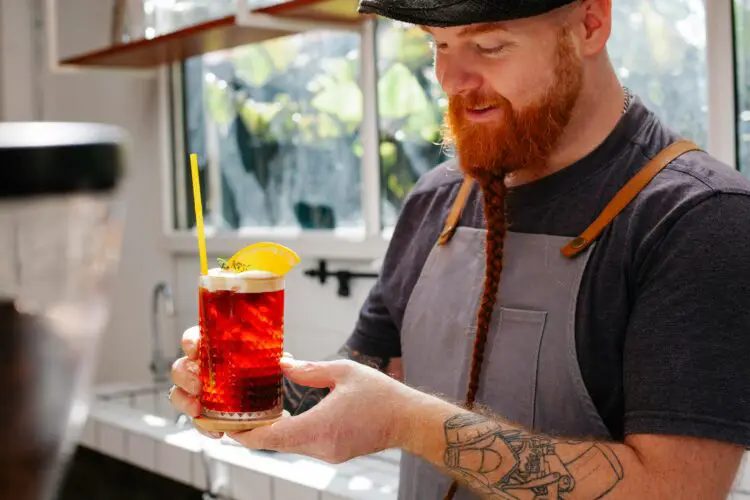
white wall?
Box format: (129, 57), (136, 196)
(0, 0), (376, 385)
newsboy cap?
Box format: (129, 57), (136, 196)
(357, 0), (577, 27)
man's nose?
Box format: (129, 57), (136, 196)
(436, 56), (483, 96)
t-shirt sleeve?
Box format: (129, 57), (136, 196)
(346, 184), (453, 359)
(624, 192), (750, 447)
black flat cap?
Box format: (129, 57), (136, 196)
(358, 0), (576, 27)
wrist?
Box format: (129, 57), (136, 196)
(391, 387), (460, 459)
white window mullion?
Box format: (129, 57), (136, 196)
(158, 65), (175, 236)
(360, 18), (382, 239)
(706, 0), (737, 169)
(171, 62), (189, 231)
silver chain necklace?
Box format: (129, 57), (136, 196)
(622, 86), (633, 115)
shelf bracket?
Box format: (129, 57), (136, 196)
(234, 0), (360, 33)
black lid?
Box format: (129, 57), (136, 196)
(358, 0), (575, 27)
(0, 122), (127, 199)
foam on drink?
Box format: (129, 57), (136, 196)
(199, 267), (284, 293)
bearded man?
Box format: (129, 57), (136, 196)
(169, 1), (750, 498)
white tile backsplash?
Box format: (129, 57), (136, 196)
(273, 478), (321, 500)
(127, 433), (156, 472)
(231, 465), (273, 500)
(98, 423), (126, 460)
(156, 441), (193, 486)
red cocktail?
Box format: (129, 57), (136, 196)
(197, 270), (285, 428)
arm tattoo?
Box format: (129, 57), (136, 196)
(443, 413), (624, 499)
(283, 343), (391, 416)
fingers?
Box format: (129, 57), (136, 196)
(171, 357), (202, 396)
(169, 387), (201, 418)
(181, 326), (200, 359)
(230, 411), (313, 454)
(279, 359), (341, 389)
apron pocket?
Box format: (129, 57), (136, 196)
(480, 307), (547, 430)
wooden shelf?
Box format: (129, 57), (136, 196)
(59, 0), (365, 69)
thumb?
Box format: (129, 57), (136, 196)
(280, 359), (337, 389)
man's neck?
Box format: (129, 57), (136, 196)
(506, 72), (626, 188)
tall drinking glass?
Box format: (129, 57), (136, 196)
(194, 268), (285, 432)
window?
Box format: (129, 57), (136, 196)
(735, 0), (750, 174)
(608, 0), (707, 147)
(375, 21), (449, 228)
(178, 1), (709, 239)
(182, 30), (364, 233)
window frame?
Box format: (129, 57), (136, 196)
(161, 2), (737, 261)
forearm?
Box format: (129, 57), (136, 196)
(401, 394), (668, 500)
(283, 343), (392, 416)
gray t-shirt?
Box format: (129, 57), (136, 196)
(348, 96), (750, 446)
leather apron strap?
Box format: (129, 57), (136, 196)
(437, 140), (701, 254)
(437, 177), (475, 246)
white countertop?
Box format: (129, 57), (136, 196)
(79, 383), (400, 500)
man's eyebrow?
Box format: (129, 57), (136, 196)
(419, 22), (508, 36)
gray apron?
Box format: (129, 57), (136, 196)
(397, 141), (699, 500)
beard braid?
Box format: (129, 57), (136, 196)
(466, 172), (507, 410)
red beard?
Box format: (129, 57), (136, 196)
(443, 27), (584, 179)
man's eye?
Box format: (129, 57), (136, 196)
(476, 43), (506, 56)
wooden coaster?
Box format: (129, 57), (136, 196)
(192, 410), (288, 433)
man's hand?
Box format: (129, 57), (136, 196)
(229, 357), (416, 463)
(168, 326), (400, 440)
(168, 325), (296, 440)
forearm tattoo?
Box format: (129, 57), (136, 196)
(443, 413), (624, 499)
(282, 343), (391, 416)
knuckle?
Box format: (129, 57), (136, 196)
(171, 356), (185, 373)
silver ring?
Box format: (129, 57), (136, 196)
(167, 385), (176, 401)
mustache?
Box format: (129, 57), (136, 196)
(449, 92), (509, 110)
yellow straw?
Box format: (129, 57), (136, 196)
(190, 153), (208, 275)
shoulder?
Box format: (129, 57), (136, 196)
(621, 117), (750, 252)
(408, 158), (465, 199)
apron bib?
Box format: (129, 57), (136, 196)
(397, 140), (699, 500)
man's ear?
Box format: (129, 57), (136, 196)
(570, 0), (612, 56)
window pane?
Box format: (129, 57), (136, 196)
(735, 0), (750, 175)
(376, 1), (708, 225)
(609, 0), (707, 147)
(376, 21), (449, 228)
(182, 31), (363, 232)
